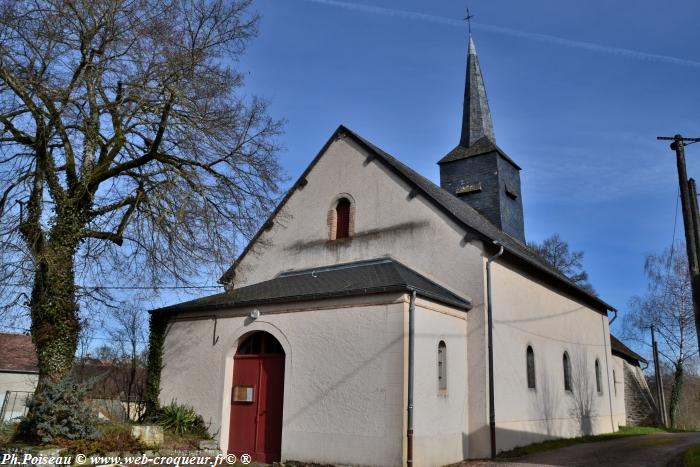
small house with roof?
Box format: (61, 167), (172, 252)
(0, 332), (39, 422)
(154, 36), (652, 466)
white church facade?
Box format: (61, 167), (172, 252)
(154, 36), (652, 466)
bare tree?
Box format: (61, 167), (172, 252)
(0, 0), (282, 403)
(107, 305), (147, 420)
(528, 234), (596, 294)
(626, 245), (699, 428)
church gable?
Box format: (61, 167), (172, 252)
(220, 123), (611, 315)
(223, 126), (483, 296)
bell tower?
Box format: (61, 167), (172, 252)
(438, 35), (525, 243)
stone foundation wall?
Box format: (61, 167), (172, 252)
(623, 361), (659, 426)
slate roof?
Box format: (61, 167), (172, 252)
(460, 36), (496, 148)
(153, 258), (471, 314)
(218, 125), (614, 315)
(610, 335), (647, 365)
(0, 332), (38, 373)
(345, 127), (614, 313)
(438, 136), (522, 170)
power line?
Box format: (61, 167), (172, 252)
(0, 324), (149, 344)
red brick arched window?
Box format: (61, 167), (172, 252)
(335, 198), (351, 239)
(327, 194), (355, 240)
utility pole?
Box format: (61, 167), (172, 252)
(650, 325), (669, 427)
(657, 134), (700, 354)
(688, 178), (700, 266)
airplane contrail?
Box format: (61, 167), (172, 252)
(298, 0), (700, 69)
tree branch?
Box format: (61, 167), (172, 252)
(89, 95), (174, 188)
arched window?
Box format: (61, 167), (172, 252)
(595, 359), (602, 394)
(236, 332), (284, 355)
(335, 198), (351, 239)
(563, 352), (572, 392)
(438, 341), (447, 392)
(526, 346), (536, 389)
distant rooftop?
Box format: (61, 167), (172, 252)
(0, 332), (38, 373)
(610, 335), (647, 365)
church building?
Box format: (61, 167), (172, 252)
(154, 35), (650, 466)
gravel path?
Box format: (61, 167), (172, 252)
(456, 432), (700, 467)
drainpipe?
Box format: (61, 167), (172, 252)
(407, 290), (417, 467)
(608, 309), (618, 325)
(486, 241), (503, 460)
(601, 314), (615, 431)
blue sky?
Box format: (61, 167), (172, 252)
(228, 0), (700, 344)
(40, 0), (698, 353)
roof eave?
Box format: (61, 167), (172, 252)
(346, 130), (613, 314)
(0, 367), (39, 374)
(437, 143), (522, 170)
(151, 283), (471, 316)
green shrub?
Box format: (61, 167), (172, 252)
(15, 376), (100, 444)
(158, 402), (209, 437)
(1, 422), (18, 445)
(57, 429), (146, 456)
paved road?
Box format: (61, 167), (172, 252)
(460, 433), (700, 467)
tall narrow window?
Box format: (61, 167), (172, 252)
(335, 198), (351, 239)
(563, 352), (572, 392)
(438, 341), (447, 392)
(613, 369), (617, 396)
(595, 359), (602, 394)
(526, 346), (536, 389)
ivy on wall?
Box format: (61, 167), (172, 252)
(143, 313), (168, 419)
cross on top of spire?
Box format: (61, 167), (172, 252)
(464, 7), (474, 36)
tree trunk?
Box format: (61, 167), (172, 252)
(127, 356), (136, 421)
(668, 360), (684, 428)
(30, 239), (80, 389)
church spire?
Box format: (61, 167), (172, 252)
(439, 31), (525, 243)
(460, 35), (495, 148)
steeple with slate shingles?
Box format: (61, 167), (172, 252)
(461, 36), (495, 148)
(438, 34), (526, 243)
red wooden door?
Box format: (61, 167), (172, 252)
(229, 333), (285, 463)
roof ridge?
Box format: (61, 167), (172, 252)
(217, 124), (612, 314)
(340, 126), (613, 313)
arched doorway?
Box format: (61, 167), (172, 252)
(228, 331), (285, 462)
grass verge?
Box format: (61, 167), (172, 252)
(497, 426), (678, 459)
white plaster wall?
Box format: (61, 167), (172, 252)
(0, 371), (38, 392)
(610, 355), (627, 427)
(232, 136), (484, 302)
(466, 260), (489, 459)
(412, 300), (469, 467)
(164, 132), (625, 461)
(0, 372), (38, 421)
(160, 295), (406, 467)
(227, 134), (490, 461)
(490, 261), (617, 453)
